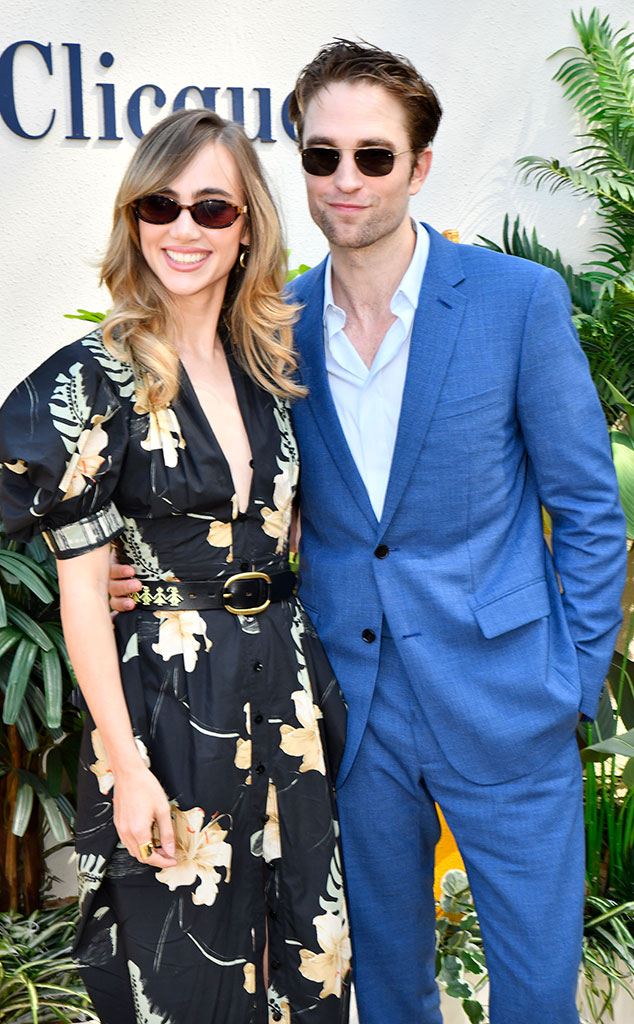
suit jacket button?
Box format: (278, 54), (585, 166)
(374, 544), (389, 559)
(362, 628), (376, 643)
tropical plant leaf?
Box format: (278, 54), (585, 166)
(554, 9), (634, 127)
(40, 621), (77, 685)
(6, 605), (53, 651)
(0, 550), (54, 604)
(610, 431), (634, 538)
(40, 795), (68, 843)
(40, 647), (63, 729)
(602, 376), (634, 419)
(462, 999), (486, 1024)
(584, 727), (634, 760)
(0, 625), (21, 661)
(2, 637), (38, 724)
(11, 782), (34, 838)
(63, 308), (106, 322)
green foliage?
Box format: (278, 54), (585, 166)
(598, 379), (634, 538)
(579, 637), (634, 1019)
(0, 902), (95, 1022)
(435, 870), (488, 1022)
(62, 310), (105, 323)
(477, 7), (634, 423)
(0, 519), (82, 843)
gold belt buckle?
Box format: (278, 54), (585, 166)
(222, 571), (271, 615)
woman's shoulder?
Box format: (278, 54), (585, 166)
(25, 327), (137, 403)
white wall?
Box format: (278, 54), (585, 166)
(2, 0), (632, 396)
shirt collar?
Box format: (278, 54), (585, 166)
(323, 219), (429, 323)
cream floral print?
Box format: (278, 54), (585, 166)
(127, 960), (176, 1024)
(3, 459), (27, 473)
(262, 781), (281, 862)
(134, 381), (185, 469)
(235, 702), (252, 771)
(267, 985), (291, 1023)
(156, 806), (232, 907)
(299, 912), (352, 1000)
(89, 729), (150, 794)
(280, 689), (326, 775)
(243, 963), (256, 994)
(207, 493), (237, 561)
(260, 457), (298, 553)
(77, 852), (108, 912)
(59, 415), (108, 499)
(152, 610), (212, 673)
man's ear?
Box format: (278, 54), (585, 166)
(409, 148), (433, 197)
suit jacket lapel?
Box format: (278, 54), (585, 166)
(379, 226), (467, 533)
(294, 261), (378, 530)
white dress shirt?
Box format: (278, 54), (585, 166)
(323, 221), (429, 520)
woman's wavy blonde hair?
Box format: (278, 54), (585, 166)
(100, 108), (304, 405)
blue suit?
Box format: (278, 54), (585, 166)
(288, 226), (626, 1023)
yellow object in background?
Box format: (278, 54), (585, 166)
(434, 806), (465, 906)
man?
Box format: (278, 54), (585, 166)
(112, 41), (626, 1024)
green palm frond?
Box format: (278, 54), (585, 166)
(517, 157), (634, 213)
(575, 122), (634, 180)
(553, 8), (634, 126)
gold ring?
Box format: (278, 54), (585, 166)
(138, 841), (153, 860)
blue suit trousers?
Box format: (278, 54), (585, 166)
(336, 634), (584, 1024)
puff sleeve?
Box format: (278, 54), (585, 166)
(0, 339), (129, 558)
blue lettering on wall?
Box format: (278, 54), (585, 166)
(173, 86), (219, 111)
(0, 40), (296, 144)
(97, 50), (122, 140)
(63, 42), (89, 139)
(0, 40), (55, 138)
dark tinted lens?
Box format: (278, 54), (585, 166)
(192, 199), (239, 228)
(136, 195), (180, 224)
(302, 148), (340, 176)
(354, 148), (395, 176)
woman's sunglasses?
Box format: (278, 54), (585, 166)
(134, 194), (248, 229)
(301, 146), (413, 178)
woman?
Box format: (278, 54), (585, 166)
(0, 109), (351, 1024)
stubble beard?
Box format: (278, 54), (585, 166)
(313, 202), (411, 252)
(314, 206), (405, 252)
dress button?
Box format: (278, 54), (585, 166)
(254, 713), (264, 724)
(269, 909), (277, 919)
(262, 814), (269, 823)
(362, 628), (376, 643)
(374, 543), (389, 559)
(255, 764), (265, 774)
(273, 1013), (282, 1021)
(253, 661), (263, 672)
(271, 959), (281, 970)
(240, 561), (250, 571)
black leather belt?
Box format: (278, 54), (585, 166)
(131, 570), (296, 614)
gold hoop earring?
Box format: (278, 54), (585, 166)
(239, 249), (249, 270)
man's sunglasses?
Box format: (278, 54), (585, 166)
(301, 146), (413, 178)
(134, 194), (248, 229)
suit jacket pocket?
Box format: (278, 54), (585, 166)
(472, 577), (551, 638)
(431, 385), (503, 422)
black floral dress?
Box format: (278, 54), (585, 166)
(0, 329), (351, 1024)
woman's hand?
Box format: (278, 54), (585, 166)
(108, 551), (141, 613)
(112, 761), (177, 868)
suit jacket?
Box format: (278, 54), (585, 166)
(288, 225), (627, 786)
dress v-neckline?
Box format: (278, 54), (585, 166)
(178, 357), (254, 515)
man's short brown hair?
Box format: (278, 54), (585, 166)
(289, 39), (442, 154)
